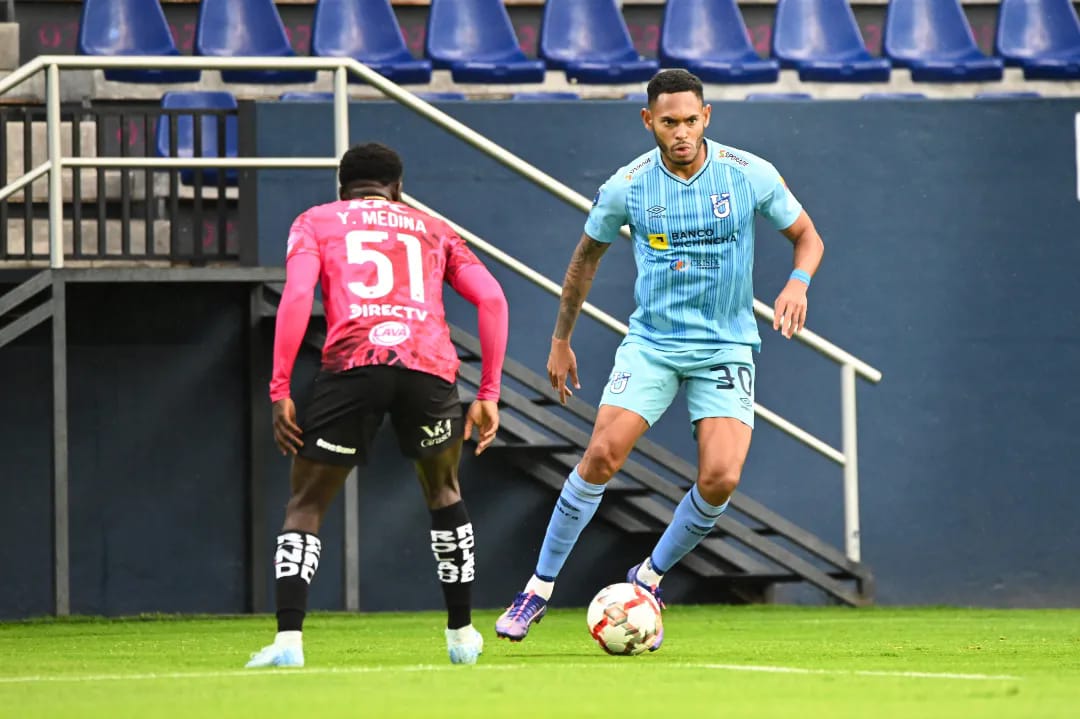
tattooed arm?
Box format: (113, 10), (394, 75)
(553, 234), (611, 341)
(547, 233), (611, 403)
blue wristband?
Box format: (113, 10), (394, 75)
(790, 269), (811, 286)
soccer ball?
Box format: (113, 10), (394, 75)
(586, 582), (662, 656)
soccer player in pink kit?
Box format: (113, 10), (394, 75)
(246, 143), (508, 668)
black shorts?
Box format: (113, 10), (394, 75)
(297, 366), (464, 467)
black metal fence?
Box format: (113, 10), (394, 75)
(0, 101), (246, 265)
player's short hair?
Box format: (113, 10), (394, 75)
(338, 142), (403, 189)
(646, 69), (704, 106)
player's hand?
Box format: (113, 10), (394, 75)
(773, 280), (808, 339)
(547, 338), (580, 405)
(272, 398), (304, 456)
(464, 399), (500, 455)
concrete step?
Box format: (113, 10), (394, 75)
(4, 121), (149, 202)
(4, 218), (171, 258)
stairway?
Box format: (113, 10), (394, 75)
(258, 282), (874, 606)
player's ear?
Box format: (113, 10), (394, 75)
(640, 107), (651, 130)
(703, 103), (712, 128)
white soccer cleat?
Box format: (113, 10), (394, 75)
(245, 642), (305, 668)
(445, 625), (484, 665)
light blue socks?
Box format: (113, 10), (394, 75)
(534, 468), (605, 580)
(651, 484), (728, 574)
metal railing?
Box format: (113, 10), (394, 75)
(0, 55), (882, 561)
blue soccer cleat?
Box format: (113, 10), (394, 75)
(445, 625), (484, 665)
(245, 642), (305, 668)
(627, 563), (665, 652)
(494, 591), (548, 641)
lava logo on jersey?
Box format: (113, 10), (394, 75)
(608, 371), (632, 394)
(669, 259), (687, 271)
(369, 320), (410, 346)
(710, 193), (731, 219)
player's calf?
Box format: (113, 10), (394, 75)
(245, 530), (321, 668)
(430, 501), (479, 658)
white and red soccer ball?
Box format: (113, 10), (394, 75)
(586, 582), (663, 656)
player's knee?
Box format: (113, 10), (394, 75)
(579, 442), (628, 482)
(285, 493), (327, 531)
(425, 484), (463, 510)
(697, 468), (741, 505)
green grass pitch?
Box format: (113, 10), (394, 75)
(2, 606), (1078, 718)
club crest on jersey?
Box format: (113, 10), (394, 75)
(608, 371), (632, 394)
(710, 193), (732, 219)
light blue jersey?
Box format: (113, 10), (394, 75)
(584, 139), (802, 351)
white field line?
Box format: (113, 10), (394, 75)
(0, 662), (1021, 685)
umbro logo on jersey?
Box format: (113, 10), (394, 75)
(647, 205), (665, 217)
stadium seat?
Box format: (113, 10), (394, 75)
(624, 92), (648, 102)
(975, 91), (1042, 98)
(744, 93), (813, 100)
(860, 92), (927, 99)
(772, 0), (891, 82)
(659, 0), (779, 84)
(511, 92), (580, 101)
(996, 0), (1080, 80)
(196, 0), (317, 84)
(426, 0), (545, 83)
(883, 0), (1003, 82)
(312, 0), (432, 84)
(279, 92), (335, 101)
(78, 0), (201, 83)
(540, 0), (659, 83)
(415, 92), (468, 101)
(155, 91), (239, 186)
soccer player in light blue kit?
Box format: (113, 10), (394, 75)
(495, 69), (825, 650)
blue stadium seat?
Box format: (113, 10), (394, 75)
(196, 0), (317, 84)
(860, 92), (927, 99)
(996, 0), (1080, 80)
(415, 92), (467, 101)
(975, 91), (1042, 98)
(624, 92), (648, 102)
(772, 0), (891, 82)
(155, 91), (239, 186)
(660, 0), (779, 84)
(426, 0), (545, 83)
(279, 92), (335, 101)
(883, 0), (1003, 82)
(78, 0), (201, 83)
(312, 0), (432, 84)
(745, 93), (813, 100)
(511, 92), (580, 101)
(540, 0), (659, 83)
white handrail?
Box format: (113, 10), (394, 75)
(0, 55), (880, 561)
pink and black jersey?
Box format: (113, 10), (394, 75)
(286, 198), (482, 385)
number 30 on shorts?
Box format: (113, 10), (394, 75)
(710, 364), (753, 395)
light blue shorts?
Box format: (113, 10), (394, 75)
(598, 339), (755, 428)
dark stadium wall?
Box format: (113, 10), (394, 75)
(2, 99), (1079, 618)
(0, 284), (253, 617)
(254, 99), (1080, 609)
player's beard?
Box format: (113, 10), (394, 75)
(655, 132), (704, 167)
